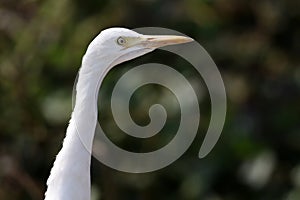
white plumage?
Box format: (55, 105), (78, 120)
(44, 27), (192, 200)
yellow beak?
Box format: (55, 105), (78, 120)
(140, 35), (194, 48)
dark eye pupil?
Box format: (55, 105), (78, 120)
(118, 37), (125, 44)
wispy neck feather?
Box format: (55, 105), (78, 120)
(45, 55), (110, 200)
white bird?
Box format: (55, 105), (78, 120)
(44, 27), (193, 200)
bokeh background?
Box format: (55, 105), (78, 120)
(1, 0), (300, 199)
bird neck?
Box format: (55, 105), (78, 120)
(45, 57), (111, 200)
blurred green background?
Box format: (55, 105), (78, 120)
(1, 0), (300, 199)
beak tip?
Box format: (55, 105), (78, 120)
(186, 37), (194, 43)
(176, 35), (194, 44)
(176, 36), (194, 45)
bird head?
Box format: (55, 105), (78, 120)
(82, 28), (193, 70)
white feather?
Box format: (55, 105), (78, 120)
(44, 27), (191, 200)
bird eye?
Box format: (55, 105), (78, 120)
(117, 37), (126, 45)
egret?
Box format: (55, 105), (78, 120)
(44, 27), (193, 200)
